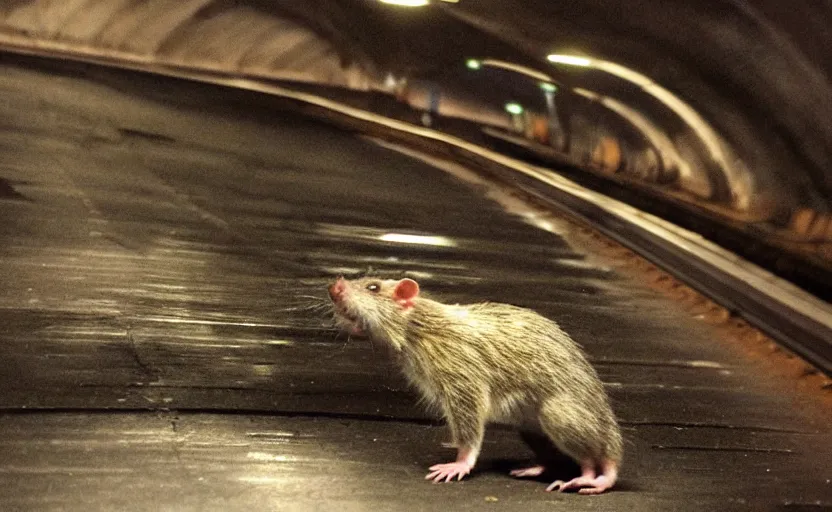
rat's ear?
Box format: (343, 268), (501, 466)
(393, 278), (420, 303)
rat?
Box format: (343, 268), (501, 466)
(328, 276), (623, 495)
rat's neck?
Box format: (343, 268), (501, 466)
(373, 297), (443, 351)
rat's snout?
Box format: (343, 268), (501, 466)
(328, 278), (346, 303)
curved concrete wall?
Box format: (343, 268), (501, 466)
(441, 1), (831, 227)
(0, 0), (829, 260)
(0, 0), (377, 89)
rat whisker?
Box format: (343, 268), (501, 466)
(295, 294), (327, 301)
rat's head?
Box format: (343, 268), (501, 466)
(328, 276), (420, 349)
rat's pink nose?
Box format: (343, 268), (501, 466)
(328, 279), (345, 302)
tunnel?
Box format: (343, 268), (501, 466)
(0, 1), (829, 510)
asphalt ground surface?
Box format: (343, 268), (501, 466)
(0, 56), (830, 511)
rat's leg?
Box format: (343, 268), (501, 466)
(425, 386), (487, 483)
(538, 398), (618, 494)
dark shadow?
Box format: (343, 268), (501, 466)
(484, 453), (580, 482)
(0, 177), (26, 200)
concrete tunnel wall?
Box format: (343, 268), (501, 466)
(440, 1), (832, 241)
(0, 0), (377, 89)
(0, 0), (514, 138)
(0, 0), (830, 253)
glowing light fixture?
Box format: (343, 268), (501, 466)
(539, 82), (558, 93)
(548, 53), (739, 199)
(466, 59), (482, 70)
(546, 54), (592, 67)
(480, 59), (552, 81)
(379, 0), (430, 6)
(379, 233), (456, 247)
(505, 102), (524, 115)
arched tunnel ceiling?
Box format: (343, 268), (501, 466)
(439, 0), (832, 210)
(0, 0), (379, 88)
(0, 0), (830, 273)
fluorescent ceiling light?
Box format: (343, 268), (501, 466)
(505, 102), (524, 115)
(539, 82), (558, 93)
(466, 59), (482, 70)
(547, 54), (592, 67)
(379, 0), (430, 6)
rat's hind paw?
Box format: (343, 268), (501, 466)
(510, 465), (546, 478)
(546, 474), (613, 494)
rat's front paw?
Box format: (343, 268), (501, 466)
(425, 461), (472, 483)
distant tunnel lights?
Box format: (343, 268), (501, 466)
(539, 82), (558, 93)
(505, 102), (524, 115)
(379, 0), (430, 6)
(379, 0), (459, 5)
(547, 53), (734, 187)
(466, 59), (482, 70)
(546, 54), (593, 67)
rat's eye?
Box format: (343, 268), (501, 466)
(366, 283), (381, 293)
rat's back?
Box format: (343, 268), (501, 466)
(408, 300), (605, 401)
